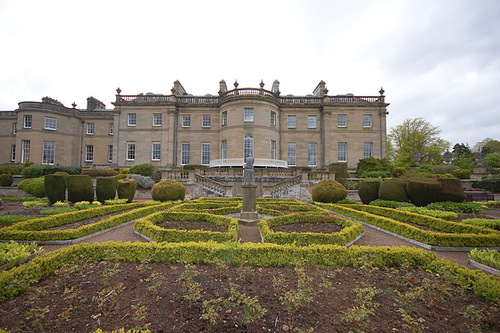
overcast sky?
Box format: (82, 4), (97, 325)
(1, 0), (499, 149)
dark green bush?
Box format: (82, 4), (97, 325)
(473, 178), (500, 193)
(0, 164), (23, 175)
(328, 163), (349, 180)
(311, 179), (347, 203)
(21, 165), (81, 178)
(44, 174), (66, 204)
(67, 175), (94, 203)
(356, 157), (392, 178)
(357, 180), (381, 204)
(392, 167), (406, 178)
(151, 179), (186, 202)
(53, 171), (70, 186)
(406, 178), (442, 206)
(361, 171), (392, 178)
(18, 177), (45, 197)
(0, 174), (14, 187)
(379, 178), (409, 202)
(82, 169), (119, 177)
(128, 163), (161, 182)
(437, 178), (466, 202)
(96, 177), (116, 203)
(113, 173), (127, 186)
(181, 164), (207, 171)
(452, 169), (471, 179)
(433, 164), (459, 175)
(117, 178), (137, 203)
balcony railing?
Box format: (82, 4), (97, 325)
(325, 96), (381, 103)
(117, 95), (173, 103)
(209, 158), (288, 168)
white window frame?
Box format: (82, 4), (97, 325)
(153, 113), (162, 127)
(109, 123), (114, 135)
(152, 142), (161, 161)
(10, 144), (15, 162)
(287, 115), (296, 129)
(364, 142), (373, 159)
(85, 145), (94, 162)
(363, 114), (372, 128)
(308, 116), (317, 129)
(221, 140), (227, 160)
(338, 142), (347, 162)
(201, 143), (211, 165)
(21, 140), (30, 163)
(221, 111), (228, 126)
(338, 114), (347, 127)
(308, 143), (317, 166)
(182, 115), (191, 127)
(270, 111), (276, 126)
(181, 143), (190, 165)
(128, 113), (137, 127)
(108, 145), (113, 163)
(287, 143), (296, 166)
(23, 115), (32, 129)
(244, 108), (254, 122)
(127, 143), (136, 161)
(270, 140), (276, 160)
(13, 122), (17, 134)
(202, 115), (211, 128)
(86, 122), (95, 135)
(44, 117), (57, 131)
(244, 134), (254, 162)
(43, 141), (55, 165)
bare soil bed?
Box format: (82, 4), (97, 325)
(0, 260), (499, 333)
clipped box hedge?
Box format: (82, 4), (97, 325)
(0, 202), (170, 241)
(1, 242), (499, 303)
(259, 211), (364, 246)
(134, 211), (238, 243)
(316, 203), (500, 248)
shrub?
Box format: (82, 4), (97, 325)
(328, 163), (349, 180)
(113, 173), (127, 186)
(96, 177), (116, 203)
(356, 157), (392, 178)
(17, 177), (45, 197)
(151, 179), (186, 202)
(473, 178), (500, 193)
(311, 179), (347, 203)
(433, 164), (459, 175)
(484, 152), (500, 169)
(0, 164), (23, 175)
(406, 178), (441, 206)
(378, 178), (409, 202)
(426, 201), (484, 214)
(0, 174), (14, 187)
(361, 171), (392, 178)
(20, 164), (45, 178)
(44, 174), (66, 204)
(337, 199), (359, 205)
(357, 180), (380, 204)
(117, 178), (137, 203)
(437, 178), (466, 202)
(182, 164), (207, 170)
(126, 174), (155, 189)
(21, 165), (81, 178)
(67, 175), (94, 203)
(127, 163), (160, 181)
(53, 171), (70, 186)
(82, 169), (119, 177)
(369, 199), (415, 209)
(462, 218), (500, 230)
(452, 169), (471, 179)
(392, 167), (406, 178)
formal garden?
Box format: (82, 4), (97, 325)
(0, 155), (499, 332)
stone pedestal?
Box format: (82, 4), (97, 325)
(239, 184), (259, 225)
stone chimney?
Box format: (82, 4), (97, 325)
(86, 97), (106, 111)
(272, 80), (280, 95)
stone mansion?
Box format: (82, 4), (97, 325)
(0, 80), (389, 173)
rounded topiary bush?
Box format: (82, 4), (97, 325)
(117, 178), (137, 203)
(379, 178), (409, 202)
(44, 174), (66, 204)
(406, 178), (442, 207)
(96, 177), (116, 203)
(151, 179), (186, 202)
(0, 173), (14, 187)
(358, 180), (380, 204)
(452, 169), (471, 179)
(113, 173), (127, 187)
(53, 171), (70, 186)
(18, 177), (45, 197)
(392, 167), (406, 178)
(67, 175), (94, 203)
(437, 178), (466, 202)
(311, 179), (347, 203)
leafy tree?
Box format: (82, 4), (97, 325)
(483, 152), (500, 169)
(483, 140), (500, 155)
(452, 143), (475, 171)
(388, 118), (450, 168)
